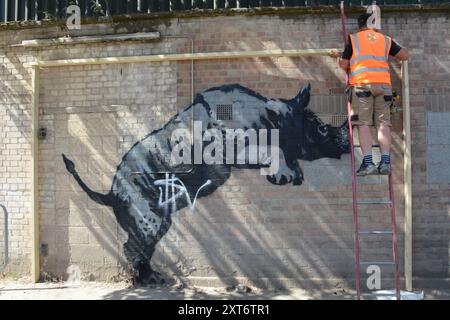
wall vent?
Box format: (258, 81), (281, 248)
(216, 104), (233, 121)
(316, 113), (348, 127)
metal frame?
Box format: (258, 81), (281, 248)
(0, 204), (8, 266)
(402, 60), (412, 292)
(27, 46), (339, 282)
(28, 44), (411, 288)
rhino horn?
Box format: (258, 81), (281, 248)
(292, 83), (311, 110)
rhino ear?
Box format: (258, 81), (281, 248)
(292, 83), (311, 109)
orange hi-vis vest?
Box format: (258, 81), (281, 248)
(349, 29), (392, 86)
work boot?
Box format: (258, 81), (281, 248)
(378, 161), (391, 175)
(356, 162), (377, 176)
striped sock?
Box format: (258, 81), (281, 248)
(381, 153), (391, 164)
(363, 154), (373, 166)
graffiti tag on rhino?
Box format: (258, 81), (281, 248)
(155, 173), (212, 213)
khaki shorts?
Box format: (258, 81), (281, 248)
(348, 84), (393, 127)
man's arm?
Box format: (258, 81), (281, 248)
(329, 35), (352, 71)
(338, 58), (350, 71)
(328, 52), (350, 71)
(390, 39), (410, 61)
(394, 48), (409, 61)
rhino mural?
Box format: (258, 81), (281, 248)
(62, 83), (350, 285)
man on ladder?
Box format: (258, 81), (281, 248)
(330, 13), (409, 176)
(330, 8), (410, 300)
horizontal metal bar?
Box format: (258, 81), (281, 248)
(27, 48), (340, 68)
(353, 144), (380, 148)
(357, 200), (391, 205)
(359, 230), (393, 235)
(360, 261), (395, 265)
(361, 292), (399, 299)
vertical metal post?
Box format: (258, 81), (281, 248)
(34, 0), (38, 21)
(15, 0), (19, 21)
(24, 0), (29, 21)
(4, 0), (8, 22)
(31, 65), (40, 283)
(104, 0), (111, 16)
(389, 173), (401, 300)
(402, 61), (412, 292)
(0, 205), (8, 266)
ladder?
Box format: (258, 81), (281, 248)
(339, 2), (401, 300)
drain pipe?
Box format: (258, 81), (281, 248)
(0, 204), (8, 266)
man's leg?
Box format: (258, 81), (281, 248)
(378, 124), (391, 155)
(374, 85), (393, 174)
(351, 86), (377, 176)
(358, 125), (374, 157)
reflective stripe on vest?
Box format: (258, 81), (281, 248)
(353, 32), (361, 56)
(384, 35), (390, 58)
(350, 67), (390, 77)
(350, 55), (387, 66)
(349, 30), (391, 85)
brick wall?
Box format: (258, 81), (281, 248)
(0, 10), (448, 290)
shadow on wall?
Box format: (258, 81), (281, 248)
(44, 58), (405, 291)
(31, 25), (410, 289)
(1, 12), (447, 290)
(0, 53), (34, 272)
(60, 81), (352, 288)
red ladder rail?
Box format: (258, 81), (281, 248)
(389, 173), (401, 300)
(339, 1), (401, 300)
(339, 1), (361, 300)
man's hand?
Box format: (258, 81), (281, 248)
(394, 48), (410, 61)
(328, 50), (342, 58)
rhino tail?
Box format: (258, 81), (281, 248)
(61, 154), (115, 207)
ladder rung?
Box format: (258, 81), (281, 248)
(361, 293), (378, 299)
(353, 144), (380, 148)
(357, 200), (391, 205)
(360, 261), (395, 265)
(359, 230), (393, 235)
(360, 293), (400, 299)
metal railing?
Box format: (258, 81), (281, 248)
(0, 204), (8, 267)
(1, 0), (449, 24)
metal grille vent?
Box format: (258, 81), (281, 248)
(216, 104), (233, 121)
(317, 114), (348, 127)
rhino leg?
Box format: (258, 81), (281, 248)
(266, 149), (303, 185)
(118, 202), (170, 286)
(123, 233), (167, 285)
(291, 160), (304, 185)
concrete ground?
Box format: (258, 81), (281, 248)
(0, 278), (448, 300)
